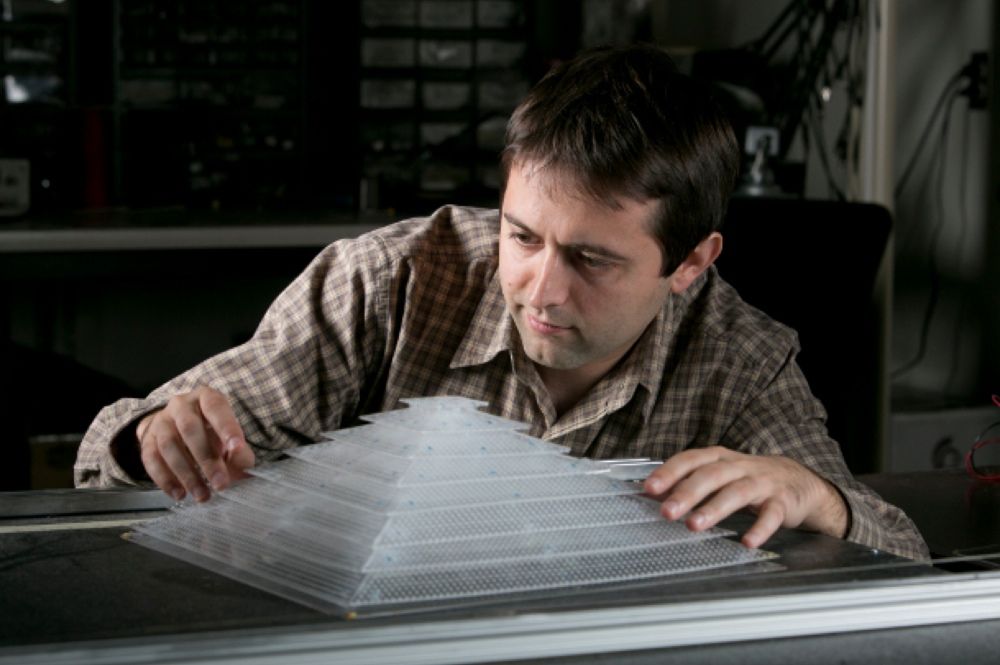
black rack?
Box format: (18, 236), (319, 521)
(114, 0), (310, 210)
(0, 1), (75, 215)
(0, 0), (579, 216)
(357, 0), (532, 213)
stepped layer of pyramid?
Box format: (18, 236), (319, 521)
(130, 396), (778, 615)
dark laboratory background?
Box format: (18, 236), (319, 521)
(1, 0), (997, 490)
(0, 0), (575, 216)
(0, 0), (887, 218)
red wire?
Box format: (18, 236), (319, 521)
(965, 395), (1000, 482)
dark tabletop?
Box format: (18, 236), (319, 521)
(0, 488), (941, 649)
(860, 469), (1000, 559)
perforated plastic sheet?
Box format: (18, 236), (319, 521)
(285, 439), (603, 485)
(318, 424), (568, 457)
(215, 477), (673, 547)
(248, 457), (637, 512)
(364, 520), (737, 572)
(218, 481), (388, 546)
(130, 396), (780, 616)
(375, 493), (679, 546)
(351, 538), (776, 606)
(360, 397), (528, 432)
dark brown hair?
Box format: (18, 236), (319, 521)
(501, 44), (739, 276)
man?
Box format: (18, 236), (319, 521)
(76, 44), (928, 560)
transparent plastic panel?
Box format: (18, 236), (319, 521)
(317, 425), (569, 458)
(376, 494), (671, 546)
(399, 395), (490, 409)
(219, 481), (389, 546)
(128, 530), (347, 615)
(225, 485), (676, 548)
(351, 538), (778, 607)
(285, 440), (605, 485)
(144, 494), (733, 576)
(127, 396), (782, 616)
(365, 520), (734, 572)
(132, 510), (363, 605)
(249, 457), (640, 512)
(168, 498), (374, 571)
(134, 503), (767, 612)
(361, 396), (528, 432)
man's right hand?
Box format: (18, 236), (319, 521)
(136, 386), (255, 502)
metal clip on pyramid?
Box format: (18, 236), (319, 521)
(130, 396), (778, 616)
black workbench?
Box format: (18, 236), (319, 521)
(2, 485), (1000, 664)
(860, 469), (1000, 560)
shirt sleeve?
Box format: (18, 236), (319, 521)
(74, 232), (394, 488)
(721, 348), (930, 561)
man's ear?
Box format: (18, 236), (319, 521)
(668, 232), (723, 294)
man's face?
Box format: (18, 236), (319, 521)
(498, 162), (672, 379)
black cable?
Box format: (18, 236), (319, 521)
(799, 91), (812, 179)
(944, 283), (972, 397)
(736, 0), (866, 193)
(782, 2), (851, 199)
(944, 105), (972, 396)
(768, 8), (819, 158)
(830, 10), (865, 172)
(780, 5), (843, 160)
(891, 92), (961, 380)
(807, 92), (846, 200)
(894, 82), (964, 256)
(894, 72), (965, 199)
(750, 0), (804, 58)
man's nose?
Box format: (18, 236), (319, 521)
(528, 249), (571, 309)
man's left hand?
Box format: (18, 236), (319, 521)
(643, 446), (849, 549)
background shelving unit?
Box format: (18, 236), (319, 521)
(0, 0), (578, 215)
(113, 0), (309, 210)
(0, 0), (76, 214)
(357, 0), (534, 213)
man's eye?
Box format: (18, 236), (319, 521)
(578, 253), (612, 269)
(510, 232), (535, 245)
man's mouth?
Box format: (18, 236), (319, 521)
(526, 313), (570, 335)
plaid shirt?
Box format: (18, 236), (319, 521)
(76, 205), (928, 560)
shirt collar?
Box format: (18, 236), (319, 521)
(449, 266), (712, 426)
(450, 271), (512, 369)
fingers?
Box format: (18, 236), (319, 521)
(138, 427), (186, 502)
(195, 388), (255, 477)
(225, 441), (256, 480)
(198, 389), (248, 458)
(643, 447), (803, 549)
(152, 416), (212, 502)
(195, 388), (256, 481)
(657, 460), (748, 523)
(643, 446), (730, 496)
(741, 499), (785, 549)
(137, 387), (251, 502)
(169, 396), (222, 489)
(683, 476), (763, 532)
(140, 414), (205, 502)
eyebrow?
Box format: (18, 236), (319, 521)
(503, 213), (630, 263)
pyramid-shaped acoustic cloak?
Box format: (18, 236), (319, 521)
(130, 396), (778, 616)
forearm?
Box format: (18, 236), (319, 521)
(75, 338), (266, 487)
(801, 472), (849, 539)
(75, 238), (390, 488)
(740, 434), (927, 560)
(723, 355), (927, 559)
(75, 397), (165, 488)
(833, 476), (929, 561)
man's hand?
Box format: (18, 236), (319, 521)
(643, 446), (848, 549)
(136, 386), (255, 502)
